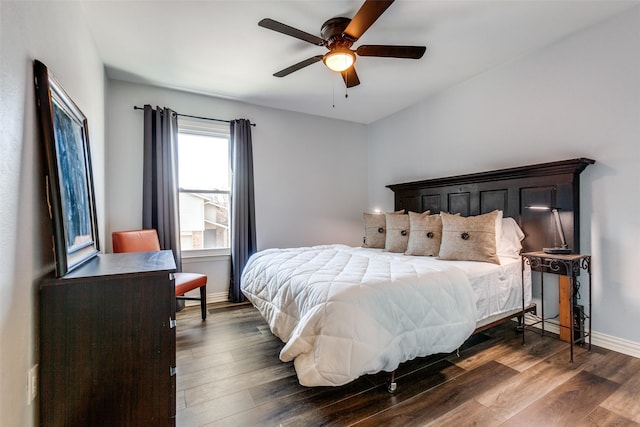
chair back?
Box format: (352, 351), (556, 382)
(112, 229), (161, 253)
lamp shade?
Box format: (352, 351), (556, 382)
(323, 49), (355, 72)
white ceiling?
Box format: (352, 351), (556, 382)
(81, 0), (636, 124)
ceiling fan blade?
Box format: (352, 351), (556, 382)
(273, 55), (324, 77)
(356, 45), (426, 59)
(259, 18), (325, 46)
(343, 0), (394, 42)
(341, 67), (360, 88)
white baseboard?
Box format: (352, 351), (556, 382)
(588, 331), (640, 359)
(184, 291), (228, 307)
(207, 291), (228, 303)
(523, 314), (640, 359)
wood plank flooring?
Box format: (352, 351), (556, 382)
(175, 304), (640, 427)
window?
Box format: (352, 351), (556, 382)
(177, 118), (230, 254)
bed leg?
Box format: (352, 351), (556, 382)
(387, 371), (397, 394)
(515, 315), (524, 333)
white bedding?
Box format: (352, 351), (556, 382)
(443, 255), (532, 324)
(241, 244), (531, 387)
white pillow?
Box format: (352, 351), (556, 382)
(498, 217), (525, 258)
(495, 210), (503, 248)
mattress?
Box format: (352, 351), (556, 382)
(241, 244), (531, 387)
(429, 254), (532, 324)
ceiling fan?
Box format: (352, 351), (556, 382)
(258, 0), (426, 88)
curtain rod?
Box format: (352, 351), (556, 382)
(133, 106), (256, 127)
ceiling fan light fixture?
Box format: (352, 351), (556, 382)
(323, 49), (355, 72)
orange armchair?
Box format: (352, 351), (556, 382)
(112, 229), (207, 320)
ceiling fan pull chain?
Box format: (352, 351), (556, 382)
(344, 72), (348, 99)
(332, 76), (336, 108)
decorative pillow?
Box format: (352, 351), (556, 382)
(384, 212), (412, 253)
(405, 211), (440, 256)
(439, 210), (501, 264)
(362, 210), (404, 248)
(498, 217), (525, 258)
(362, 213), (386, 248)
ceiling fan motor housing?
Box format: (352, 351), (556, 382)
(321, 17), (354, 49)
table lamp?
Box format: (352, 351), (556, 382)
(528, 206), (572, 254)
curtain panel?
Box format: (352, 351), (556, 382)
(142, 105), (182, 271)
(229, 119), (257, 302)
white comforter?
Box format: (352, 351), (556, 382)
(241, 244), (478, 387)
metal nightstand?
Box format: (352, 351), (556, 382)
(521, 251), (592, 362)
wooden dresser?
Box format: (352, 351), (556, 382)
(39, 250), (177, 426)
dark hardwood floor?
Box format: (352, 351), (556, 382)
(175, 304), (640, 427)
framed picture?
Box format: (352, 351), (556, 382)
(34, 60), (100, 277)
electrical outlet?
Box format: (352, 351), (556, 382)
(27, 364), (38, 404)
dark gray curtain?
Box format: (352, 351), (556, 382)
(142, 105), (182, 271)
(229, 119), (256, 302)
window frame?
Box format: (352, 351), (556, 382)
(177, 117), (231, 258)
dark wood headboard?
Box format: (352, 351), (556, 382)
(387, 158), (594, 253)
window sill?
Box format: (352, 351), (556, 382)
(181, 248), (230, 259)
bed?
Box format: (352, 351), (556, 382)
(241, 158), (593, 388)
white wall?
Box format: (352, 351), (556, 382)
(368, 7), (640, 347)
(2, 3), (637, 424)
(106, 80), (368, 296)
(0, 2), (106, 425)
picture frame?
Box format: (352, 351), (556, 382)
(33, 60), (100, 277)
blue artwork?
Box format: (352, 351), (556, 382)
(52, 99), (93, 252)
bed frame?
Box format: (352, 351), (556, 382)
(383, 158), (594, 392)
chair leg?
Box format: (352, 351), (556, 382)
(199, 285), (207, 320)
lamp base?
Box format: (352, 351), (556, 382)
(543, 247), (572, 254)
